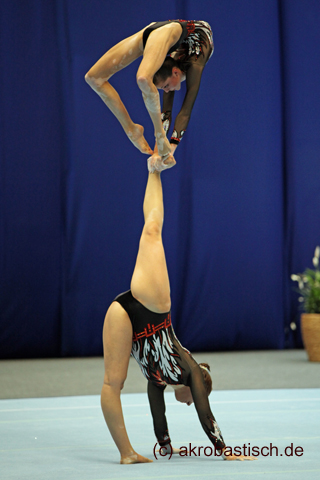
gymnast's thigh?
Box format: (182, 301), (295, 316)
(102, 301), (133, 387)
(130, 233), (171, 313)
(87, 24), (154, 80)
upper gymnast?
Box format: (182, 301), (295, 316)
(101, 169), (255, 464)
(85, 20), (214, 170)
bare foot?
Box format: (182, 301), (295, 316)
(161, 155), (176, 171)
(148, 154), (176, 173)
(127, 124), (153, 155)
(120, 452), (153, 464)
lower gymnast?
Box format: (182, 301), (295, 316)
(101, 168), (255, 464)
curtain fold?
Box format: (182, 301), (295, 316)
(280, 0), (320, 347)
(1, 0), (320, 358)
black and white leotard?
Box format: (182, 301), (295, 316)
(114, 290), (225, 450)
(143, 20), (214, 145)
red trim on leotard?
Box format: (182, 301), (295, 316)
(132, 314), (171, 341)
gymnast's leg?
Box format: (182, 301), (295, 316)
(101, 301), (152, 464)
(100, 171), (169, 464)
(85, 26), (153, 155)
(130, 171), (171, 313)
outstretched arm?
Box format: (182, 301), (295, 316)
(148, 382), (171, 447)
(169, 61), (205, 150)
(189, 366), (256, 461)
(161, 91), (175, 136)
(150, 60), (206, 163)
(162, 91), (177, 158)
(189, 365), (226, 452)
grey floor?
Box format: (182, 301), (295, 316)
(1, 388), (320, 479)
(1, 349), (319, 399)
(1, 350), (320, 480)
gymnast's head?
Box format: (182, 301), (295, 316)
(174, 363), (213, 406)
(153, 57), (187, 93)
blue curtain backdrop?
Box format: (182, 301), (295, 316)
(1, 0), (319, 358)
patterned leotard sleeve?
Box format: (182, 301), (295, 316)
(187, 363), (225, 451)
(164, 21), (214, 145)
(148, 360), (226, 451)
(169, 61), (206, 145)
(147, 382), (171, 446)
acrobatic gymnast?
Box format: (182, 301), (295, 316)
(85, 20), (214, 169)
(101, 164), (255, 464)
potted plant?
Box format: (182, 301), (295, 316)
(291, 246), (320, 362)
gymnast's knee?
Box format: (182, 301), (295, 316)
(136, 74), (152, 94)
(84, 70), (106, 90)
(102, 376), (126, 392)
(143, 219), (162, 239)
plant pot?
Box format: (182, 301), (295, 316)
(301, 313), (320, 362)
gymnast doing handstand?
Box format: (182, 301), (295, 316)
(101, 167), (255, 464)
